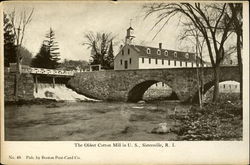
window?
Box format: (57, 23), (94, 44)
(174, 52), (177, 57)
(157, 49), (161, 55)
(185, 61), (188, 67)
(147, 48), (151, 54)
(168, 60), (170, 65)
(122, 49), (124, 55)
(180, 61), (182, 66)
(155, 83), (158, 87)
(185, 53), (189, 59)
(162, 59), (164, 65)
(129, 58), (132, 64)
(142, 58), (144, 63)
(223, 84), (226, 88)
(235, 85), (237, 88)
(174, 60), (176, 66)
(120, 60), (123, 65)
(155, 59), (158, 64)
(128, 49), (130, 55)
(162, 82), (164, 87)
(191, 62), (193, 67)
(164, 50), (168, 56)
(149, 58), (151, 64)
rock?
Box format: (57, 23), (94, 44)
(137, 100), (146, 104)
(188, 130), (196, 134)
(45, 91), (54, 98)
(170, 127), (181, 134)
(151, 123), (171, 134)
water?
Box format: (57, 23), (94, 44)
(34, 83), (97, 101)
(5, 101), (190, 141)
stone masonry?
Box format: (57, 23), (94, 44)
(4, 72), (34, 101)
(67, 66), (240, 102)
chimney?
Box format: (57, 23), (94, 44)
(159, 43), (162, 49)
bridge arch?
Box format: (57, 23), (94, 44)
(127, 78), (177, 102)
(192, 78), (240, 103)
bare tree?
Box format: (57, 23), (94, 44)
(7, 8), (34, 101)
(143, 3), (234, 101)
(179, 22), (206, 107)
(228, 3), (243, 99)
(83, 31), (115, 69)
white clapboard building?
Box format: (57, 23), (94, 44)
(114, 26), (207, 70)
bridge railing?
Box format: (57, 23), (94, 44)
(30, 67), (75, 76)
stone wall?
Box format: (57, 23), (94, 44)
(4, 72), (34, 101)
(67, 66), (240, 102)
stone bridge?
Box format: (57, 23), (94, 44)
(67, 66), (240, 102)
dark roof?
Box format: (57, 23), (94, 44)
(129, 44), (201, 63)
(127, 27), (134, 30)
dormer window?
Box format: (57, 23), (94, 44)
(185, 53), (189, 59)
(157, 49), (161, 55)
(174, 52), (177, 57)
(164, 50), (168, 56)
(147, 48), (151, 54)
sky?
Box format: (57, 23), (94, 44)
(3, 1), (206, 62)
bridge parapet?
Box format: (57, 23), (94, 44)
(8, 63), (75, 76)
(30, 67), (74, 76)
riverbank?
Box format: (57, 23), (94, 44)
(171, 94), (242, 141)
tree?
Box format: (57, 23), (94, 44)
(83, 32), (115, 69)
(106, 40), (114, 69)
(7, 8), (34, 101)
(31, 43), (51, 68)
(20, 46), (33, 66)
(8, 8), (34, 69)
(3, 13), (16, 67)
(143, 3), (234, 101)
(4, 12), (34, 67)
(31, 28), (60, 69)
(44, 28), (61, 68)
(59, 59), (89, 71)
(178, 22), (206, 106)
(228, 4), (243, 99)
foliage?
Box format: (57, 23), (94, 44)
(83, 32), (115, 69)
(106, 40), (114, 69)
(59, 59), (89, 71)
(31, 43), (51, 68)
(20, 46), (33, 66)
(4, 13), (33, 67)
(31, 28), (61, 69)
(4, 13), (16, 67)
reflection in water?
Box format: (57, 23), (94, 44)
(34, 83), (96, 101)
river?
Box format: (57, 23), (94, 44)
(5, 101), (191, 141)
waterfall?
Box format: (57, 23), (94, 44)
(34, 83), (97, 101)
